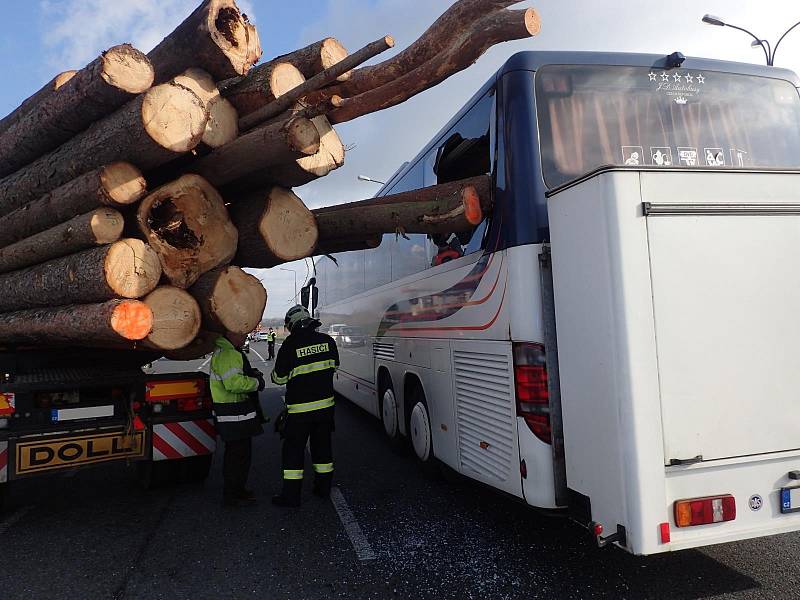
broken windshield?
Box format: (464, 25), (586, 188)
(535, 64), (800, 189)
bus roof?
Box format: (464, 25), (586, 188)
(378, 50), (800, 195)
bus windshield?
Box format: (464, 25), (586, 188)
(535, 64), (800, 189)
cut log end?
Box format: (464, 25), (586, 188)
(54, 70), (77, 89)
(209, 2), (262, 75)
(104, 239), (163, 298)
(101, 162), (147, 205)
(111, 300), (154, 340)
(524, 8), (542, 36)
(174, 68), (218, 105)
(297, 115), (345, 177)
(143, 286), (202, 350)
(320, 38), (351, 81)
(287, 116), (323, 155)
(192, 266), (267, 334)
(101, 44), (155, 93)
(258, 187), (318, 262)
(90, 208), (125, 244)
(271, 63), (306, 100)
(204, 96), (239, 148)
(141, 82), (208, 153)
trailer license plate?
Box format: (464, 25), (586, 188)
(780, 487), (800, 514)
(15, 432), (145, 475)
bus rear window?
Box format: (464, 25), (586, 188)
(535, 64), (800, 188)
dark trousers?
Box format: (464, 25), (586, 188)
(223, 437), (252, 498)
(280, 408), (334, 500)
(267, 341), (275, 359)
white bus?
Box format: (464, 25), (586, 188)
(315, 50), (800, 554)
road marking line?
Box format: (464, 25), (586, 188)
(197, 356), (212, 371)
(0, 505), (33, 535)
(252, 349), (266, 362)
(330, 487), (376, 561)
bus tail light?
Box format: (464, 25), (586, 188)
(513, 342), (551, 444)
(674, 495), (736, 527)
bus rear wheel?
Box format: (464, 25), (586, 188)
(408, 386), (436, 474)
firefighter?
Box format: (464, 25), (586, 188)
(270, 305), (339, 507)
(209, 331), (265, 506)
(267, 327), (277, 360)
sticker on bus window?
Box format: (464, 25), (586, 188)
(704, 148), (725, 166)
(677, 147), (699, 166)
(650, 147), (673, 167)
(621, 146), (644, 166)
(730, 148), (748, 167)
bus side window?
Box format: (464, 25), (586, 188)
(424, 91), (495, 266)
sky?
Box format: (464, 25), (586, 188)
(2, 0), (800, 318)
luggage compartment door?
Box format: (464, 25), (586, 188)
(646, 202), (800, 463)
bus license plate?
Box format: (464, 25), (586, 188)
(14, 431), (145, 476)
(780, 487), (800, 514)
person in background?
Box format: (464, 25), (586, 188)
(209, 331), (265, 507)
(270, 306), (339, 507)
(267, 327), (277, 360)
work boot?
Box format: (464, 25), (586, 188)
(236, 489), (257, 502)
(312, 474), (332, 499)
(272, 479), (301, 507)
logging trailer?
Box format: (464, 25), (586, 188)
(0, 349), (215, 509)
(316, 50), (800, 554)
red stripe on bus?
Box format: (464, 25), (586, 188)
(389, 276), (508, 333)
(163, 422), (210, 455)
(152, 434), (182, 460)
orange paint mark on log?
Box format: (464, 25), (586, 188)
(462, 186), (483, 226)
(111, 300), (153, 340)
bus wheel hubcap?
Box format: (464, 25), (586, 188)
(382, 389), (398, 438)
(410, 402), (431, 461)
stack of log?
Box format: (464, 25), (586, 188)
(0, 0), (540, 359)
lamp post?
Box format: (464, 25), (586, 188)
(702, 14), (800, 66)
(279, 267), (297, 302)
(357, 175), (386, 185)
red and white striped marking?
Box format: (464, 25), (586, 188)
(152, 419), (216, 461)
(0, 441), (8, 483)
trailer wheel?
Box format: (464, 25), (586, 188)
(378, 374), (403, 450)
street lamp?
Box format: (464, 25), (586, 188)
(702, 14), (800, 66)
(279, 267), (297, 302)
(357, 175), (386, 185)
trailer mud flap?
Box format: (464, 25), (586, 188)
(0, 441), (7, 483)
(12, 431), (145, 477)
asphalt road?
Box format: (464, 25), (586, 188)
(0, 341), (797, 599)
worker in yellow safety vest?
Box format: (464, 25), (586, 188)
(270, 305), (339, 507)
(266, 327), (277, 360)
(210, 331), (265, 506)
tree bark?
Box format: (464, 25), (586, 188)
(136, 175), (237, 288)
(272, 38), (351, 81)
(0, 162), (146, 249)
(228, 187), (318, 268)
(163, 329), (218, 361)
(220, 61), (305, 117)
(0, 239), (162, 313)
(0, 45), (154, 177)
(227, 116), (343, 189)
(0, 300), (153, 346)
(185, 116), (319, 188)
(315, 237), (382, 256)
(174, 68), (238, 151)
(328, 0), (523, 100)
(189, 266), (267, 334)
(329, 8), (540, 124)
(0, 208), (124, 274)
(141, 286), (202, 350)
(313, 175), (492, 241)
(0, 82), (207, 216)
(147, 0), (262, 83)
(240, 36), (393, 130)
(0, 70), (76, 137)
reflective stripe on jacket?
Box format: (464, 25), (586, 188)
(210, 336), (262, 441)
